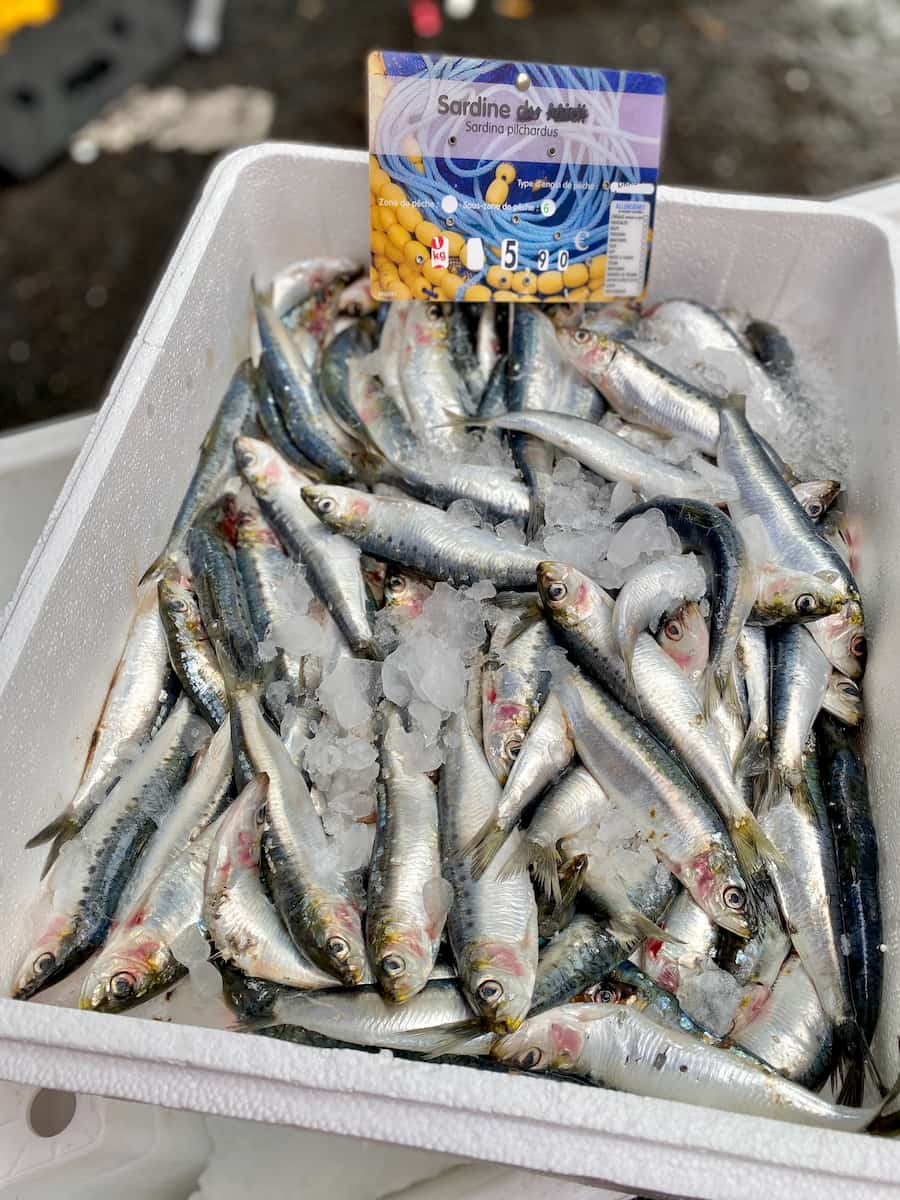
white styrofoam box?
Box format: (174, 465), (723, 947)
(0, 413), (96, 609)
(0, 143), (898, 1200)
(833, 177), (900, 225)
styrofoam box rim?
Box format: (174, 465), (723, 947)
(1, 143), (900, 1200)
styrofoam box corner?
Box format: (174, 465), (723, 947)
(1, 143), (899, 1200)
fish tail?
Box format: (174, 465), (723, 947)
(25, 809), (74, 852)
(499, 605), (544, 648)
(734, 722), (769, 778)
(525, 496), (545, 543)
(139, 550), (175, 587)
(499, 837), (560, 900)
(609, 911), (682, 948)
(250, 274), (274, 309)
(422, 1019), (491, 1060)
(227, 1014), (277, 1034)
(439, 408), (482, 431)
(834, 1018), (881, 1107)
(462, 818), (509, 880)
(729, 811), (786, 875)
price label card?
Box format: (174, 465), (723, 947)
(367, 51), (666, 303)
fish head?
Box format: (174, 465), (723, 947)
(482, 682), (530, 785)
(11, 911), (79, 1000)
(754, 566), (849, 624)
(536, 561), (595, 628)
(491, 1007), (589, 1073)
(556, 327), (618, 377)
(235, 497), (283, 551)
(546, 301), (585, 331)
(825, 671), (863, 726)
(210, 775), (268, 889)
(674, 843), (755, 939)
(158, 569), (205, 641)
(794, 479), (841, 520)
(655, 601), (710, 680)
(302, 484), (371, 537)
(234, 435), (284, 497)
(465, 941), (536, 1034)
(315, 901), (368, 986)
(372, 926), (435, 1004)
(383, 566), (433, 618)
(79, 938), (178, 1012)
(812, 601), (867, 680)
(409, 301), (450, 347)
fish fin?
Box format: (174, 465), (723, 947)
(609, 911), (683, 947)
(462, 818), (508, 880)
(439, 409), (482, 430)
(729, 811), (786, 876)
(422, 1020), (491, 1060)
(250, 275), (274, 309)
(227, 1015), (278, 1034)
(499, 606), (544, 649)
(498, 837), (560, 900)
(734, 723), (770, 778)
(490, 590), (542, 611)
(25, 810), (74, 852)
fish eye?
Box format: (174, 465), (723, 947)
(476, 978), (504, 1004)
(838, 680), (860, 698)
(326, 936), (350, 962)
(663, 618), (683, 642)
(508, 360), (523, 378)
(316, 496), (336, 516)
(546, 581), (568, 603)
(594, 986), (617, 1004)
(504, 732), (524, 760)
(425, 303), (443, 320)
(109, 970), (137, 1000)
(385, 574), (407, 596)
(850, 634), (866, 659)
(255, 802), (267, 827)
(381, 953), (406, 977)
(517, 1047), (542, 1070)
(806, 501), (823, 518)
(794, 593), (816, 614)
(237, 449), (255, 469)
(170, 598), (189, 614)
(33, 952), (56, 977)
(723, 885), (746, 912)
(572, 329), (591, 345)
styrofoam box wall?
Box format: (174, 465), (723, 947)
(0, 144), (898, 1200)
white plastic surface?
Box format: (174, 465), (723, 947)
(0, 144), (898, 1200)
(0, 413), (95, 608)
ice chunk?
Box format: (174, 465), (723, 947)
(606, 509), (674, 569)
(465, 579), (497, 601)
(171, 923), (210, 968)
(543, 529), (612, 579)
(677, 962), (742, 1037)
(553, 456), (581, 486)
(495, 519), (526, 544)
(334, 820), (375, 874)
(317, 658), (381, 732)
(608, 480), (637, 521)
(187, 959), (223, 1002)
(408, 699), (443, 743)
(422, 582), (485, 653)
(688, 454), (738, 502)
(422, 876), (454, 927)
(183, 716), (213, 756)
(446, 498), (482, 527)
(257, 637), (278, 663)
(117, 739), (143, 763)
(736, 513), (773, 566)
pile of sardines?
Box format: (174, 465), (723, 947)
(13, 258), (894, 1133)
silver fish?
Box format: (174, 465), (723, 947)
(529, 914), (651, 1014)
(822, 670), (863, 727)
(398, 302), (471, 454)
(792, 479), (842, 522)
(751, 562), (847, 626)
(735, 626), (770, 773)
(732, 954), (833, 1090)
(466, 411), (735, 503)
(717, 404), (864, 671)
(114, 718), (231, 920)
(158, 570), (228, 728)
(481, 609), (554, 786)
(493, 1003), (879, 1130)
(770, 625), (831, 791)
(301, 484), (545, 590)
(440, 696), (538, 1032)
(558, 329), (723, 454)
(367, 702), (447, 1003)
(639, 890), (717, 996)
(204, 776), (339, 990)
(141, 359), (258, 581)
(230, 683), (367, 986)
(254, 282), (363, 480)
(808, 603), (867, 680)
(79, 818), (222, 1012)
(26, 586), (178, 869)
(236, 438), (380, 660)
(554, 671), (756, 938)
(13, 696), (199, 999)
